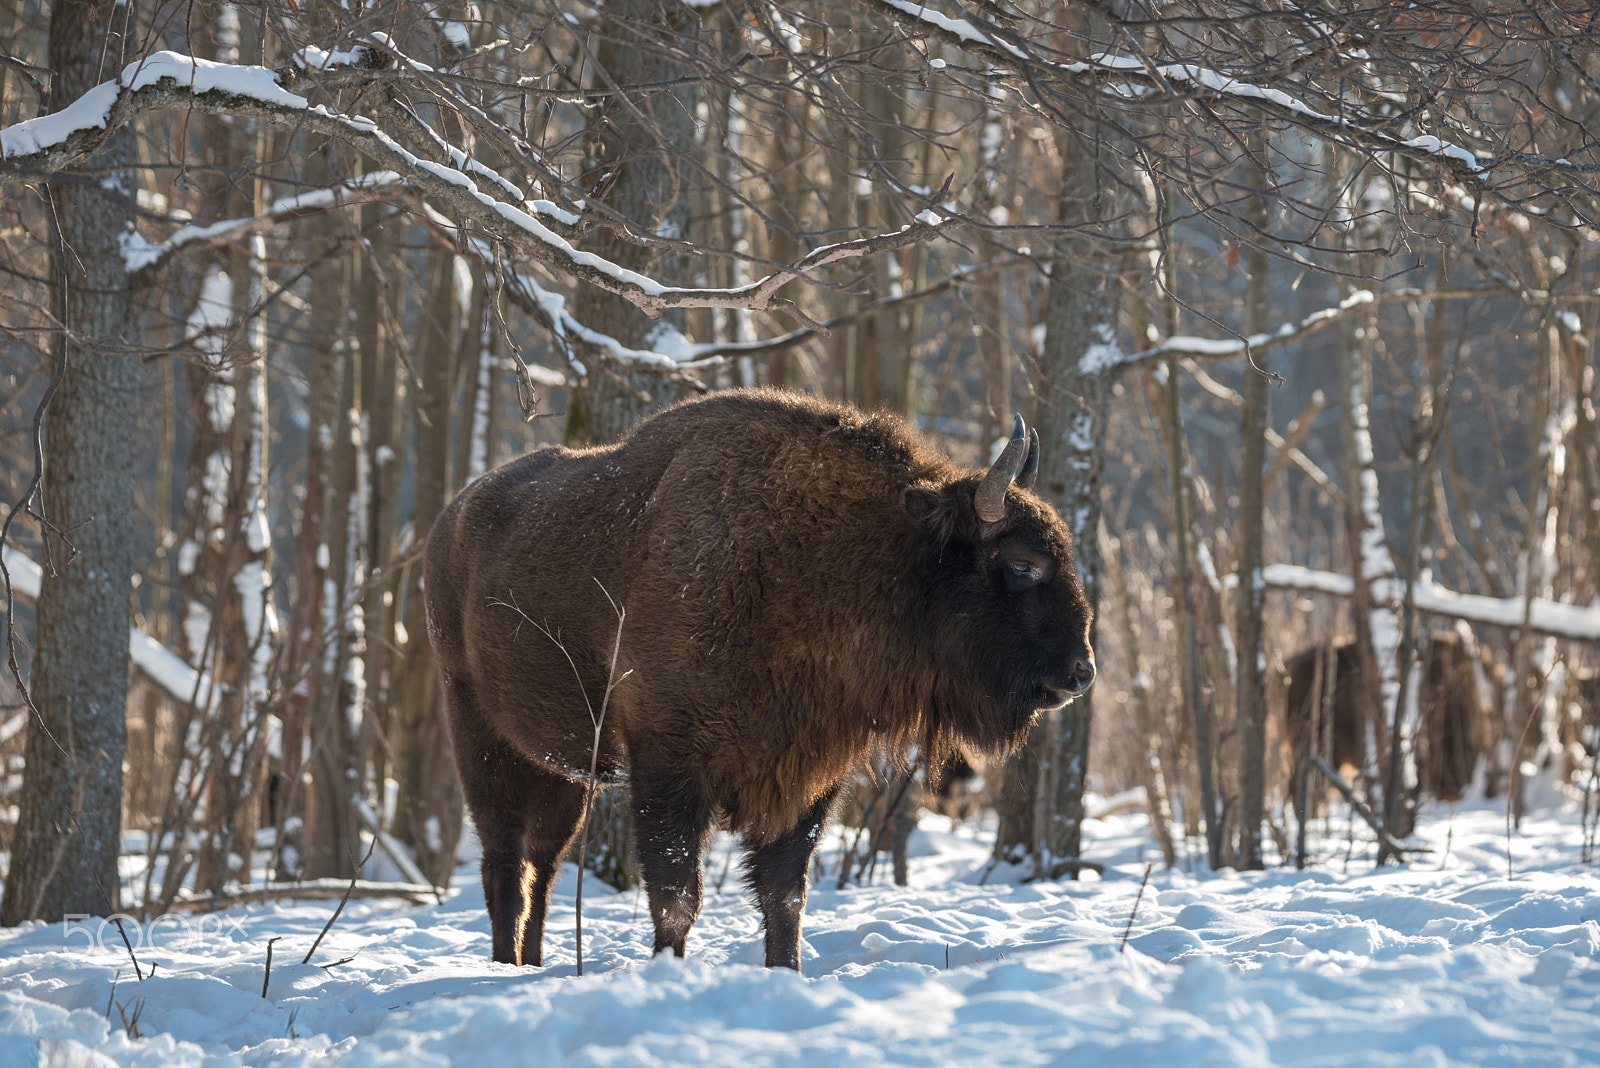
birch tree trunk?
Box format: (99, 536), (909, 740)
(3, 0), (141, 925)
(1339, 279), (1401, 818)
(1506, 321), (1565, 826)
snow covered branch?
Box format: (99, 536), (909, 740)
(870, 1), (1600, 221)
(125, 172), (407, 274)
(1234, 562), (1600, 643)
(1115, 287), (1518, 371)
(0, 51), (960, 322)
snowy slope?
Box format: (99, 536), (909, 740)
(0, 801), (1597, 1066)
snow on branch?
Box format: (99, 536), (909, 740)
(1116, 285), (1529, 373)
(871, 1), (1600, 200)
(124, 171), (407, 273)
(1243, 562), (1600, 643)
(0, 50), (960, 322)
(3, 547), (211, 706)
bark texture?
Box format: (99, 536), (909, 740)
(3, 0), (141, 925)
(993, 125), (1117, 874)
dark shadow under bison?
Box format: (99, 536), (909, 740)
(425, 389), (1095, 970)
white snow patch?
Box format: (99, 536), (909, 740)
(1402, 134), (1483, 172)
(0, 805), (1596, 1064)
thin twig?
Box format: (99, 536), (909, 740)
(115, 998), (144, 1039)
(574, 580), (629, 978)
(301, 837), (377, 965)
(111, 915), (145, 981)
(1119, 863), (1154, 954)
(261, 937), (281, 999)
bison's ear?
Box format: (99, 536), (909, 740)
(902, 482), (944, 519)
(902, 481), (959, 545)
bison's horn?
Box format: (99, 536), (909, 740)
(1016, 429), (1040, 492)
(975, 413), (1027, 522)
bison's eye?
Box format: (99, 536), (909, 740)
(999, 553), (1046, 591)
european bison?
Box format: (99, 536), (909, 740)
(1415, 632), (1484, 801)
(425, 389), (1095, 970)
(1284, 630), (1484, 814)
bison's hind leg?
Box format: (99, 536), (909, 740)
(451, 679), (586, 966)
(517, 769), (587, 965)
(629, 760), (715, 959)
(469, 759), (586, 967)
(742, 786), (840, 971)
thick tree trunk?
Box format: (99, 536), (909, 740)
(391, 250), (465, 887)
(3, 0), (141, 925)
(558, 0), (705, 888)
(993, 129), (1118, 875)
(565, 0), (699, 447)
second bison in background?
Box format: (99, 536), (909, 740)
(1284, 631), (1484, 811)
(425, 389), (1095, 971)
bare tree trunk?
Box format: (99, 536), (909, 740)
(860, 77), (918, 415)
(1339, 283), (1400, 823)
(1233, 150), (1271, 871)
(274, 309), (339, 879)
(1379, 268), (1453, 855)
(565, 0), (699, 447)
(194, 223), (276, 895)
(356, 206), (401, 804)
(391, 249), (465, 887)
(556, 0), (706, 888)
(1506, 320), (1565, 826)
(3, 0), (140, 925)
(994, 124), (1118, 876)
(1100, 521), (1177, 868)
(765, 92), (804, 389)
(304, 319), (362, 881)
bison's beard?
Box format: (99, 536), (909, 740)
(923, 684), (1041, 766)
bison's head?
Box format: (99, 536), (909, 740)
(902, 415), (1095, 753)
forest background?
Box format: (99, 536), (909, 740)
(2, 0), (1599, 923)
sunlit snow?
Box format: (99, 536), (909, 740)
(0, 799), (1596, 1065)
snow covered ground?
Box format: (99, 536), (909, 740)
(1, 796), (1597, 1066)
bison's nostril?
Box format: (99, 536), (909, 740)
(1070, 657), (1095, 692)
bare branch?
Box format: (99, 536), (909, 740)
(0, 52), (961, 320)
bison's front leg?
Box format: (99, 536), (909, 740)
(744, 787), (839, 971)
(630, 766), (713, 958)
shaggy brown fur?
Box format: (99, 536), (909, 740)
(425, 389), (1094, 970)
(1415, 633), (1484, 802)
(1284, 632), (1484, 814)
